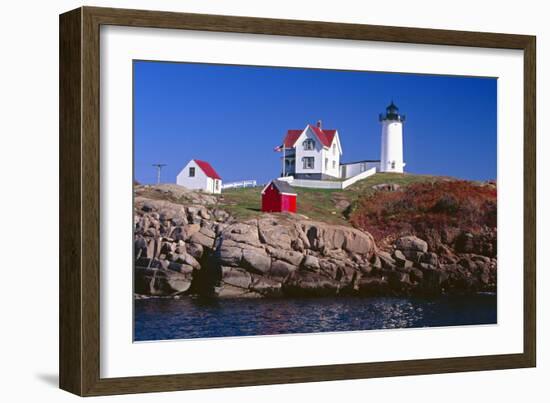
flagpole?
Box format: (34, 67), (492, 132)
(282, 144), (286, 177)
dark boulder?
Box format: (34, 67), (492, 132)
(134, 267), (193, 296)
(283, 271), (340, 297)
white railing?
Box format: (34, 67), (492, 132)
(222, 180), (257, 189)
(289, 179), (344, 189)
(276, 168), (376, 190)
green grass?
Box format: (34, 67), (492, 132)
(218, 173), (446, 224)
(217, 187), (263, 220)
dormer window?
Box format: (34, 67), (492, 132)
(303, 139), (315, 150)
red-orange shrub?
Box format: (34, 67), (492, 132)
(350, 181), (497, 241)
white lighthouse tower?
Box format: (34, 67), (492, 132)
(379, 101), (406, 173)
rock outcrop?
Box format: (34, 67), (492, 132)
(134, 186), (496, 299)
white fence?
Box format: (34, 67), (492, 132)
(277, 167), (376, 190)
(288, 179), (344, 189)
(222, 180), (257, 189)
(341, 167), (377, 188)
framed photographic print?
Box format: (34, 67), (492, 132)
(59, 6), (536, 396)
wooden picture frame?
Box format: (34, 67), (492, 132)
(59, 6), (536, 396)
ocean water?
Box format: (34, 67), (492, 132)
(134, 294), (497, 342)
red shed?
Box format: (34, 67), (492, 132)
(261, 180), (297, 213)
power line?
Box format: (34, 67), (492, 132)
(152, 163), (167, 185)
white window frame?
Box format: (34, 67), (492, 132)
(302, 157), (315, 169)
(303, 139), (315, 150)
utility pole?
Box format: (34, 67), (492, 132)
(152, 163), (167, 185)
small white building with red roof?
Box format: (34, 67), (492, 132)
(280, 120), (343, 180)
(176, 159), (222, 194)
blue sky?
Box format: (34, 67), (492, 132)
(134, 61), (496, 184)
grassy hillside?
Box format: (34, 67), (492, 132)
(219, 173), (444, 224)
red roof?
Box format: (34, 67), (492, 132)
(282, 125), (337, 148)
(283, 129), (304, 148)
(310, 126), (336, 147)
(194, 159), (221, 180)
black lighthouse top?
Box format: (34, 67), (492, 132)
(379, 101), (406, 122)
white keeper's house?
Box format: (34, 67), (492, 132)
(176, 159), (222, 194)
(279, 121), (343, 180)
(278, 102), (406, 187)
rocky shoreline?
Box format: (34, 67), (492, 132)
(134, 185), (497, 299)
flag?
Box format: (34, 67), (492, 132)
(274, 144), (284, 152)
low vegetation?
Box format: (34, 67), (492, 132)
(219, 173), (446, 224)
(350, 180), (497, 241)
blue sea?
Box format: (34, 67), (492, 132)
(134, 294), (497, 341)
